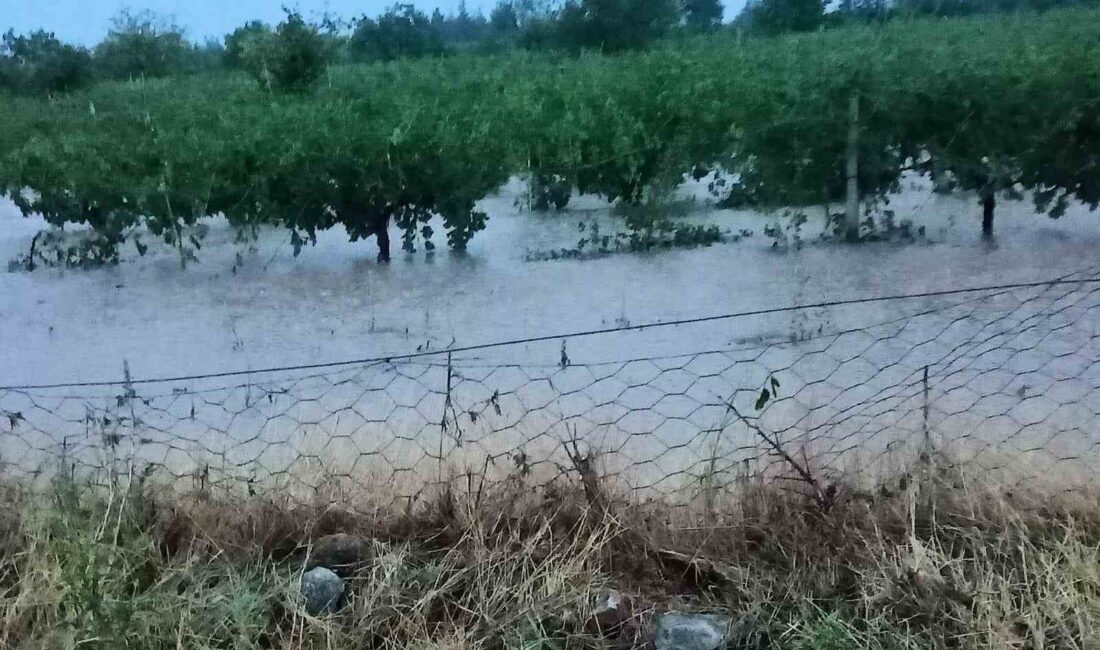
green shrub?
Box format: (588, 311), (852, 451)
(681, 0), (725, 32)
(530, 174), (572, 210)
(556, 0), (680, 51)
(736, 0), (826, 34)
(349, 4), (446, 62)
(223, 20), (270, 70)
(0, 29), (93, 95)
(93, 10), (196, 80)
(240, 12), (333, 93)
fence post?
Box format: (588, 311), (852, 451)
(844, 92), (861, 243)
(922, 365), (929, 452)
(438, 351), (453, 483)
(920, 365), (935, 509)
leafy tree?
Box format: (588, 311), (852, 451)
(3, 6), (1098, 267)
(501, 0), (561, 48)
(240, 12), (333, 93)
(193, 39), (225, 71)
(491, 1), (522, 32)
(681, 0), (725, 32)
(517, 18), (561, 49)
(0, 30), (93, 95)
(834, 0), (889, 21)
(893, 0), (1091, 15)
(350, 5), (446, 61)
(93, 10), (195, 79)
(223, 21), (270, 69)
(480, 1), (523, 51)
(432, 1), (493, 45)
(556, 0), (680, 51)
(737, 0), (824, 35)
(1025, 98), (1100, 222)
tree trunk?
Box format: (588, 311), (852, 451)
(844, 93), (860, 243)
(376, 214), (391, 263)
(981, 192), (995, 239)
(27, 232), (39, 272)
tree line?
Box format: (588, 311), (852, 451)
(736, 0), (1098, 35)
(7, 0), (1097, 98)
(1, 7), (1096, 271)
(0, 0), (717, 97)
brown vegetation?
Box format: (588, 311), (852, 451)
(1, 453), (1099, 649)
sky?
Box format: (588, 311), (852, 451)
(0, 0), (499, 46)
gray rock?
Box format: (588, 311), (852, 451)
(588, 590), (636, 638)
(594, 590), (623, 612)
(653, 612), (732, 650)
(300, 567), (344, 616)
(306, 533), (371, 577)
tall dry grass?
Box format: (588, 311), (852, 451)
(1, 456), (1099, 649)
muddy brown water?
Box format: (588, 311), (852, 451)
(1, 176), (1097, 498)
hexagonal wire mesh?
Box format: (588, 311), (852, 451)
(1, 269), (1098, 507)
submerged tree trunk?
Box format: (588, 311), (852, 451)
(376, 213), (391, 263)
(844, 93), (861, 243)
(981, 191), (995, 239)
(27, 232), (39, 272)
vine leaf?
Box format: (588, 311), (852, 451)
(5, 412), (23, 429)
(755, 375), (781, 411)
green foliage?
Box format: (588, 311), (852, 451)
(20, 476), (285, 649)
(223, 20), (270, 69)
(350, 4), (446, 61)
(621, 215), (725, 251)
(1, 8), (1099, 265)
(530, 174), (572, 210)
(431, 2), (495, 46)
(0, 30), (93, 95)
(894, 0), (1098, 16)
(8, 226), (133, 271)
(738, 0), (825, 34)
(492, 1), (523, 32)
(681, 0), (725, 31)
(526, 212), (731, 261)
(775, 608), (929, 650)
(93, 10), (197, 80)
(834, 0), (891, 22)
(190, 39), (226, 73)
(556, 0), (680, 51)
(0, 53), (512, 263)
(240, 12), (334, 93)
(884, 12), (1100, 230)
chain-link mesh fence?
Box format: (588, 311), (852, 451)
(2, 269), (1098, 506)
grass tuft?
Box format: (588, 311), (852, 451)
(1, 462), (1099, 649)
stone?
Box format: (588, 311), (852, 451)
(306, 533), (371, 577)
(300, 567), (345, 616)
(589, 590), (635, 637)
(653, 612), (731, 650)
(653, 612), (769, 650)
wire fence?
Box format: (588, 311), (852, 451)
(1, 269), (1098, 505)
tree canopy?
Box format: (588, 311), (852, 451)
(0, 30), (93, 95)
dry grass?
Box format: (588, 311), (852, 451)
(1, 458), (1100, 649)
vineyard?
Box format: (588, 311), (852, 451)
(0, 8), (1098, 266)
(5, 9), (1100, 648)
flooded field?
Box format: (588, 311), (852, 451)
(2, 176), (1099, 383)
(1, 177), (1098, 498)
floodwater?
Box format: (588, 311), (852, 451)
(1, 177), (1098, 496)
(2, 176), (1098, 386)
